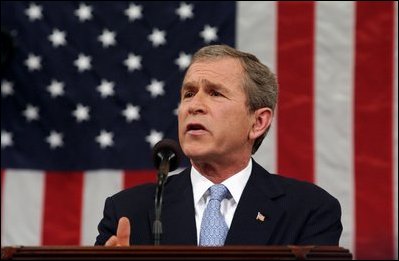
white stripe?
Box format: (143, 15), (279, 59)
(393, 2), (398, 259)
(314, 1), (355, 254)
(1, 170), (45, 246)
(81, 170), (123, 245)
(237, 1), (277, 173)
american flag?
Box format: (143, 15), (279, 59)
(1, 2), (397, 260)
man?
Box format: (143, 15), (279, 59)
(95, 44), (342, 246)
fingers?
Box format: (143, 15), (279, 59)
(116, 217), (131, 246)
(104, 217), (131, 247)
(105, 235), (118, 246)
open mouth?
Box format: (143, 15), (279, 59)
(186, 123), (207, 133)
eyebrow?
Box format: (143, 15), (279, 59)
(181, 79), (230, 94)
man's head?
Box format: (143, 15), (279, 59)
(178, 45), (278, 164)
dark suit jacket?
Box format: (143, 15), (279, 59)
(95, 160), (342, 245)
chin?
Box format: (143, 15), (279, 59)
(181, 144), (210, 161)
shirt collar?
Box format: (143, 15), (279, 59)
(191, 159), (252, 205)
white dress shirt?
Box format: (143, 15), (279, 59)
(190, 159), (252, 244)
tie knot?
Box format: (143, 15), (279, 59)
(209, 184), (229, 202)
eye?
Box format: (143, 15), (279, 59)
(210, 90), (222, 97)
(183, 91), (194, 99)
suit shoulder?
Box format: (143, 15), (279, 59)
(272, 174), (329, 194)
(252, 161), (340, 207)
(109, 168), (189, 202)
(110, 183), (156, 202)
(271, 174), (340, 208)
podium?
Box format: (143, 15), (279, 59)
(1, 245), (352, 260)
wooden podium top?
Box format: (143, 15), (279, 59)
(1, 245), (352, 260)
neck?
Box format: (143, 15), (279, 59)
(191, 156), (251, 184)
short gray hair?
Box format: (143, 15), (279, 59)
(189, 45), (278, 154)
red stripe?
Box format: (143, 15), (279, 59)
(124, 170), (157, 189)
(277, 2), (315, 182)
(42, 172), (83, 245)
(354, 2), (394, 259)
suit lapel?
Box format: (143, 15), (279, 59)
(148, 169), (197, 245)
(225, 161), (286, 245)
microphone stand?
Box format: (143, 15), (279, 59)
(153, 152), (173, 245)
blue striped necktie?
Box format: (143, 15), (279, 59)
(199, 184), (229, 246)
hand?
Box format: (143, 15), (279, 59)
(105, 217), (131, 246)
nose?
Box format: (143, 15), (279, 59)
(188, 92), (207, 115)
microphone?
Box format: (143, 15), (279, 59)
(152, 138), (181, 173)
(151, 139), (182, 245)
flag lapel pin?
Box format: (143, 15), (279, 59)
(256, 212), (266, 222)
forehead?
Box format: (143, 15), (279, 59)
(183, 57), (243, 84)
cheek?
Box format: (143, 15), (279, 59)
(178, 119), (185, 137)
(177, 110), (187, 139)
(177, 106), (184, 124)
(223, 114), (252, 136)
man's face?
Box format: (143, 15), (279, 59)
(178, 57), (254, 163)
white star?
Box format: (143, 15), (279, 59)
(175, 2), (194, 20)
(24, 53), (42, 71)
(146, 79), (165, 98)
(74, 53), (92, 72)
(175, 52), (192, 71)
(47, 79), (65, 98)
(96, 130), (114, 148)
(148, 28), (166, 47)
(145, 129), (163, 148)
(125, 3), (143, 22)
(25, 3), (43, 21)
(1, 130), (13, 148)
(97, 79), (115, 98)
(46, 131), (63, 149)
(48, 29), (67, 47)
(122, 104), (140, 122)
(124, 53), (142, 72)
(200, 25), (218, 43)
(72, 104), (90, 122)
(22, 104), (40, 121)
(75, 3), (93, 22)
(1, 80), (14, 97)
(98, 29), (116, 48)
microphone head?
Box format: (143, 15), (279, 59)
(152, 139), (182, 172)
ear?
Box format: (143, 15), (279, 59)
(249, 108), (273, 140)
